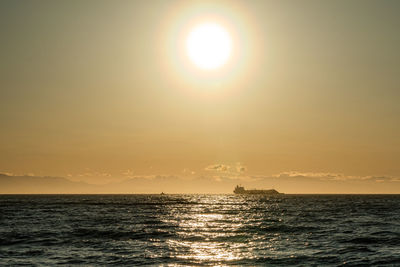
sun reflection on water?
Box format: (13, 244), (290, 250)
(162, 196), (261, 264)
(154, 195), (300, 264)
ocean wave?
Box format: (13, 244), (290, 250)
(1, 194), (399, 266)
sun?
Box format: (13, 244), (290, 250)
(186, 22), (232, 70)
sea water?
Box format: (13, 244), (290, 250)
(0, 194), (399, 266)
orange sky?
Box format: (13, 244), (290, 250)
(0, 0), (399, 193)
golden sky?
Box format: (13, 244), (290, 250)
(0, 0), (399, 193)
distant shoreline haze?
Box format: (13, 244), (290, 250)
(0, 173), (398, 194)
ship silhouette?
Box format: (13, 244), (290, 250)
(233, 185), (283, 195)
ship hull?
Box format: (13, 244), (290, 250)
(235, 190), (283, 195)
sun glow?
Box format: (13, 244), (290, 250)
(186, 23), (232, 70)
(160, 2), (260, 92)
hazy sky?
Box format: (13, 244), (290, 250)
(1, 0), (399, 192)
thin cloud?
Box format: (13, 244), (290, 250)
(182, 168), (196, 175)
(205, 162), (247, 175)
(122, 169), (135, 177)
(205, 164), (230, 172)
(235, 163), (247, 173)
(272, 171), (398, 182)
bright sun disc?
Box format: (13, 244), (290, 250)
(186, 22), (232, 70)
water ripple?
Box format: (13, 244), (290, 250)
(0, 194), (399, 266)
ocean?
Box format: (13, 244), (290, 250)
(0, 194), (399, 266)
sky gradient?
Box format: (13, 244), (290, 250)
(1, 0), (399, 193)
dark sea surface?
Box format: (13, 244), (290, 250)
(0, 195), (399, 266)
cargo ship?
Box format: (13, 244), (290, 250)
(233, 185), (283, 195)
